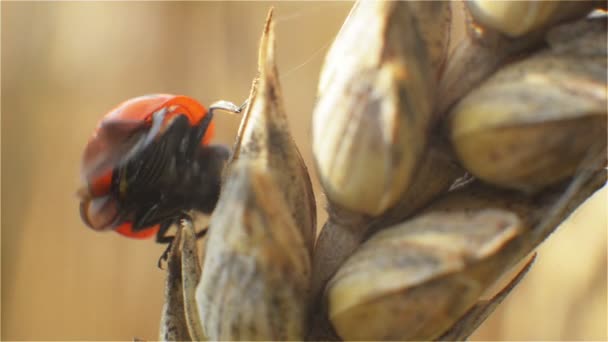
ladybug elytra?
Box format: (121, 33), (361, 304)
(78, 94), (244, 247)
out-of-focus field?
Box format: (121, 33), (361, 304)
(1, 2), (605, 340)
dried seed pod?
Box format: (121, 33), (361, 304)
(467, 0), (597, 38)
(436, 1), (598, 117)
(437, 1), (545, 116)
(179, 219), (206, 341)
(196, 11), (313, 340)
(310, 138), (464, 301)
(308, 140), (464, 340)
(450, 18), (607, 192)
(159, 219), (204, 341)
(327, 209), (522, 341)
(312, 0), (437, 216)
(309, 3), (455, 301)
(326, 170), (606, 341)
(196, 161), (311, 341)
(232, 9), (316, 252)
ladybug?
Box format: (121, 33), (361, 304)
(78, 94), (244, 258)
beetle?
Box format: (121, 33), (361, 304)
(78, 94), (245, 262)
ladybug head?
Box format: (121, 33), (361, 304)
(78, 188), (120, 232)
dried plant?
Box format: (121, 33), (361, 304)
(156, 2), (606, 341)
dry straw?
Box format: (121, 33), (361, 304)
(156, 2), (606, 341)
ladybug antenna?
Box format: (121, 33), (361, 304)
(208, 99), (249, 118)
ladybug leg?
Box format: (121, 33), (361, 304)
(157, 246), (171, 269)
(207, 99), (249, 117)
(155, 220), (175, 244)
(185, 100), (248, 158)
(155, 216), (207, 269)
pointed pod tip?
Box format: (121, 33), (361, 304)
(264, 7), (274, 33)
(258, 7), (276, 74)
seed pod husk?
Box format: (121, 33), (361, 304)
(326, 170), (606, 341)
(436, 1), (598, 117)
(196, 11), (313, 340)
(179, 219), (206, 341)
(450, 18), (607, 192)
(196, 161), (311, 341)
(159, 219), (204, 341)
(327, 209), (522, 341)
(310, 138), (464, 302)
(466, 0), (597, 38)
(312, 0), (436, 216)
(308, 140), (464, 340)
(232, 9), (316, 252)
(437, 1), (545, 116)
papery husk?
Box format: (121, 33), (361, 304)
(312, 0), (439, 216)
(196, 161), (311, 341)
(326, 170), (606, 341)
(436, 1), (596, 117)
(232, 9), (316, 253)
(196, 10), (313, 341)
(467, 0), (598, 38)
(159, 219), (205, 341)
(450, 18), (607, 192)
(309, 140), (464, 340)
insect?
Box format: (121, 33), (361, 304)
(78, 94), (245, 264)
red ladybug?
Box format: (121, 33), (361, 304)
(78, 94), (243, 248)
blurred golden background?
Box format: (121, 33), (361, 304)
(1, 2), (605, 340)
